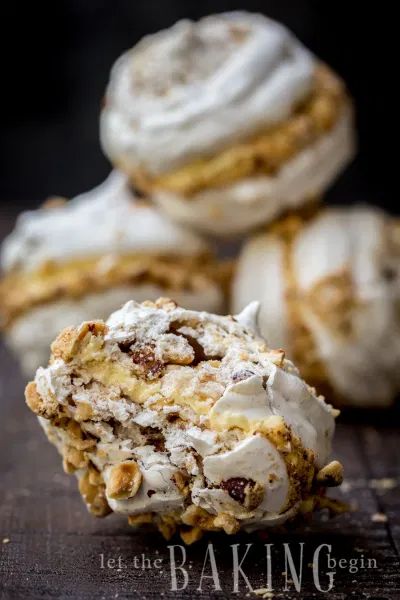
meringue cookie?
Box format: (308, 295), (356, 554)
(233, 206), (400, 407)
(101, 12), (355, 236)
(26, 297), (342, 543)
(101, 12), (314, 175)
(0, 172), (224, 375)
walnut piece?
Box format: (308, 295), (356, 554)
(62, 446), (88, 473)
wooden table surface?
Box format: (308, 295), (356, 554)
(0, 217), (400, 599)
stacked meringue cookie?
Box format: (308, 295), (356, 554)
(101, 12), (355, 236)
(1, 9), (397, 544)
(25, 298), (343, 543)
(232, 207), (400, 407)
(0, 171), (224, 375)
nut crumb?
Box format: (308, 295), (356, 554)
(253, 589), (274, 599)
(369, 478), (397, 492)
(106, 461), (142, 500)
(371, 512), (388, 523)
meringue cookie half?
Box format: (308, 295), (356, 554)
(101, 12), (355, 236)
(0, 171), (224, 375)
(233, 206), (400, 407)
(26, 297), (343, 544)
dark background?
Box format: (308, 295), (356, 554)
(0, 1), (396, 213)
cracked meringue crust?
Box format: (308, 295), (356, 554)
(25, 298), (342, 543)
(128, 65), (350, 198)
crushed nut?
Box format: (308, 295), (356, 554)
(154, 297), (178, 311)
(171, 471), (190, 497)
(50, 326), (79, 362)
(62, 446), (88, 472)
(299, 496), (317, 515)
(63, 420), (96, 450)
(74, 402), (93, 422)
(106, 461), (142, 500)
(50, 321), (106, 362)
(25, 381), (58, 419)
(128, 513), (154, 527)
(181, 505), (217, 531)
(316, 460), (344, 487)
(78, 470), (111, 517)
(213, 512), (240, 535)
(315, 496), (349, 515)
(88, 464), (103, 487)
(180, 526), (204, 545)
(156, 514), (178, 540)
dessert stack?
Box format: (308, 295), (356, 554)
(0, 11), (398, 542)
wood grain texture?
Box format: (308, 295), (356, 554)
(0, 216), (400, 599)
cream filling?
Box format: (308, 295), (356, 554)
(152, 109), (355, 236)
(6, 283), (223, 376)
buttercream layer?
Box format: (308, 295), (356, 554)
(0, 253), (222, 327)
(153, 108), (354, 236)
(127, 65), (349, 197)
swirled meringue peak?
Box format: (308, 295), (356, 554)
(101, 12), (315, 175)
